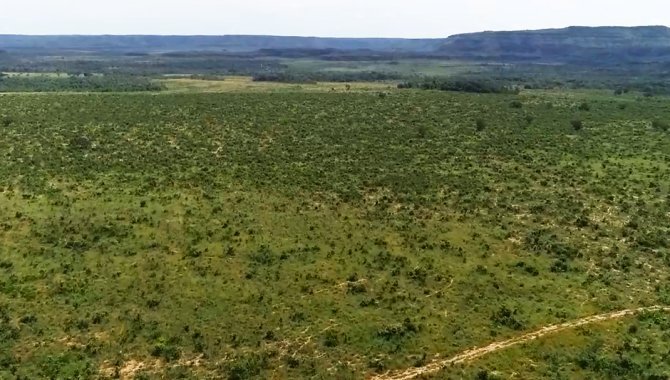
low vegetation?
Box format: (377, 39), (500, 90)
(0, 85), (668, 379)
(0, 74), (163, 92)
(397, 77), (518, 94)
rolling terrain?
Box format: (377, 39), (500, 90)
(0, 83), (669, 379)
(2, 26), (670, 64)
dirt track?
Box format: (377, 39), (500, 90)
(370, 306), (670, 380)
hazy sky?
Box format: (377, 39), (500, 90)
(1, 0), (668, 37)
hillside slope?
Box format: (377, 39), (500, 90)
(1, 26), (669, 65)
(438, 26), (670, 63)
(0, 34), (442, 53)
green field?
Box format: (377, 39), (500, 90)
(161, 76), (394, 93)
(1, 86), (669, 379)
(283, 59), (481, 77)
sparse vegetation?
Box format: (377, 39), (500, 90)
(0, 82), (669, 380)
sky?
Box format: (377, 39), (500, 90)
(1, 0), (668, 38)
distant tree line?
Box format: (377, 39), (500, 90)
(398, 77), (518, 94)
(0, 51), (286, 76)
(188, 74), (227, 81)
(0, 75), (164, 92)
(252, 71), (400, 83)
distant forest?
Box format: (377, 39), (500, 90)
(2, 26), (670, 93)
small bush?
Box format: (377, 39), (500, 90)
(491, 306), (524, 330)
(523, 114), (534, 127)
(417, 124), (428, 138)
(550, 259), (570, 273)
(571, 119), (583, 131)
(225, 353), (269, 380)
(150, 342), (180, 362)
(248, 246), (275, 266)
(652, 120), (669, 132)
(323, 330), (340, 347)
(510, 100), (523, 109)
(475, 119), (487, 132)
(377, 318), (419, 340)
(578, 102), (591, 111)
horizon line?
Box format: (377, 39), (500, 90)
(1, 25), (668, 40)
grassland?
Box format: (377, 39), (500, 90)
(161, 76), (394, 93)
(0, 85), (669, 379)
(282, 59), (481, 78)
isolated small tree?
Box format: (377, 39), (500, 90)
(578, 102), (590, 111)
(652, 119), (669, 132)
(417, 124), (428, 138)
(475, 118), (487, 132)
(1, 116), (12, 127)
(524, 114), (534, 127)
(571, 119), (583, 131)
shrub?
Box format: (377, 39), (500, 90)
(550, 259), (570, 273)
(475, 119), (487, 132)
(323, 330), (340, 347)
(225, 353), (269, 380)
(578, 102), (591, 111)
(150, 341), (181, 362)
(491, 306), (524, 330)
(69, 135), (92, 150)
(514, 261), (539, 276)
(524, 114), (534, 126)
(575, 215), (590, 228)
(377, 318), (419, 340)
(571, 119), (583, 131)
(248, 246), (275, 266)
(510, 100), (523, 109)
(652, 120), (669, 132)
(475, 370), (502, 380)
(37, 353), (95, 379)
(417, 124), (428, 138)
(347, 282), (367, 294)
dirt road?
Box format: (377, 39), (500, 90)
(370, 305), (670, 380)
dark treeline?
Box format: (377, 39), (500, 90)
(0, 74), (164, 92)
(477, 63), (670, 95)
(0, 52), (286, 76)
(398, 77), (518, 94)
(396, 63), (670, 96)
(252, 71), (400, 83)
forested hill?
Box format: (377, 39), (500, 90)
(0, 34), (442, 53)
(2, 26), (670, 64)
(437, 26), (670, 63)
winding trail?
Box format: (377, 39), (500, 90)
(370, 306), (670, 380)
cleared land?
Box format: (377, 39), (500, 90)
(161, 76), (394, 93)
